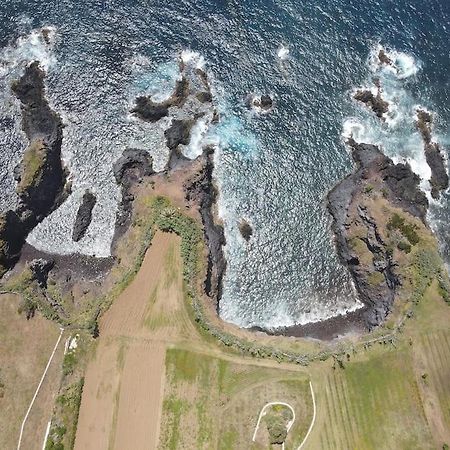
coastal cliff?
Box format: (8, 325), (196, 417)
(184, 148), (226, 305)
(0, 62), (69, 276)
(327, 139), (446, 329)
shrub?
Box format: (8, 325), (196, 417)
(265, 414), (287, 445)
(397, 241), (411, 253)
(387, 213), (420, 245)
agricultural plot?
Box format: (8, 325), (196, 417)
(159, 348), (313, 450)
(307, 350), (433, 450)
(414, 329), (450, 446)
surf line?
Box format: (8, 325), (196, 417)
(17, 327), (64, 450)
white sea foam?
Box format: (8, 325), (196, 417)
(0, 26), (57, 76)
(341, 118), (366, 142)
(277, 44), (290, 60)
(369, 44), (420, 80)
(181, 114), (211, 159)
(180, 49), (205, 69)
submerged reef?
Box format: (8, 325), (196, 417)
(0, 62), (69, 276)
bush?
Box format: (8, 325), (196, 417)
(265, 414), (287, 445)
(387, 214), (420, 245)
(397, 241), (411, 253)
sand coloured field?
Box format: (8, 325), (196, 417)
(75, 232), (183, 450)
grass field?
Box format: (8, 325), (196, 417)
(159, 348), (313, 450)
(0, 293), (64, 450)
(307, 349), (433, 450)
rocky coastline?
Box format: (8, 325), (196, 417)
(327, 138), (432, 329)
(0, 61), (69, 276)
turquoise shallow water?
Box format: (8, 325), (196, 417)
(0, 0), (448, 328)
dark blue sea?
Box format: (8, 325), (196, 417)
(0, 0), (449, 328)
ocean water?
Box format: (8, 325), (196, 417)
(0, 0), (449, 329)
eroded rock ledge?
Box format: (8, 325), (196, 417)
(0, 62), (69, 276)
(327, 139), (430, 328)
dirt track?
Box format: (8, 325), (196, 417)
(75, 232), (181, 450)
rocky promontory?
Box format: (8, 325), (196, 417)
(0, 62), (69, 276)
(328, 139), (431, 328)
(184, 147), (226, 305)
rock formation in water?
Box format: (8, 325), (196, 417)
(354, 84), (389, 119)
(247, 94), (274, 112)
(378, 48), (393, 66)
(127, 54), (226, 305)
(0, 62), (69, 277)
(327, 139), (430, 328)
(131, 77), (189, 122)
(184, 147), (226, 305)
(415, 109), (449, 199)
(72, 190), (97, 242)
(239, 220), (253, 241)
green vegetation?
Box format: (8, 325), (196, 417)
(265, 413), (288, 445)
(387, 213), (420, 245)
(17, 139), (46, 193)
(161, 348), (311, 449)
(46, 378), (84, 450)
(367, 271), (385, 286)
(316, 350), (434, 450)
(397, 240), (412, 253)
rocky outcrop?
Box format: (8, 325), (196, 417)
(416, 109), (449, 199)
(247, 94), (274, 112)
(184, 147), (226, 305)
(239, 220), (253, 241)
(113, 148), (154, 232)
(72, 191), (97, 242)
(131, 77), (189, 122)
(378, 48), (392, 66)
(28, 258), (54, 288)
(0, 62), (69, 277)
(328, 139), (429, 328)
(354, 87), (389, 119)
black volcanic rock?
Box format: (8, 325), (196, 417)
(184, 147), (226, 305)
(239, 220), (253, 241)
(248, 94), (274, 112)
(354, 88), (389, 119)
(113, 148), (154, 234)
(113, 148), (154, 184)
(0, 61), (69, 277)
(72, 190), (97, 242)
(259, 95), (273, 110)
(416, 109), (449, 199)
(131, 77), (189, 122)
(28, 258), (54, 288)
(165, 118), (195, 150)
(378, 49), (392, 66)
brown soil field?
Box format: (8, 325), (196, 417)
(75, 232), (185, 450)
(0, 293), (64, 450)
